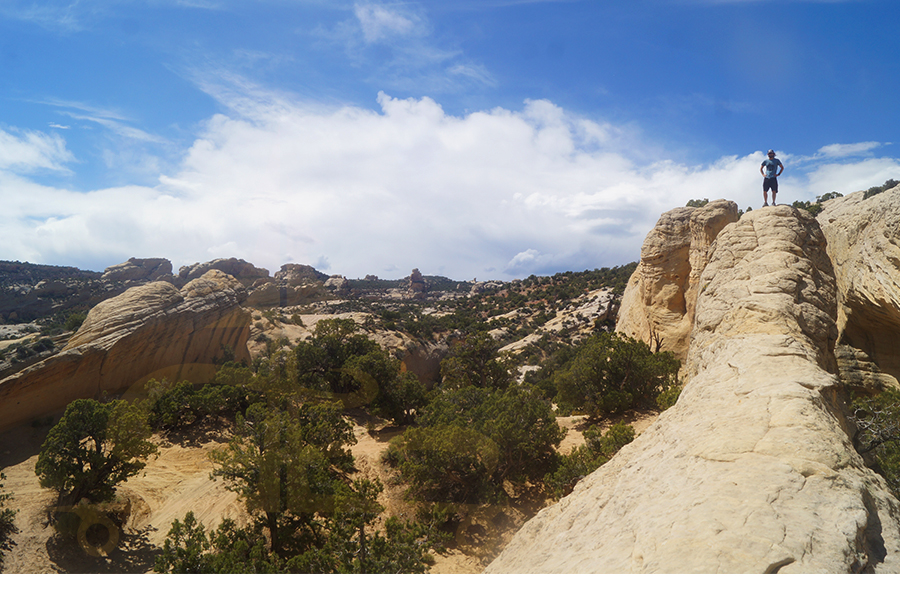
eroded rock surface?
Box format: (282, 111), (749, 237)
(616, 199), (738, 360)
(487, 206), (900, 574)
(818, 188), (900, 395)
(0, 270), (251, 431)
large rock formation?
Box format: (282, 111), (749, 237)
(616, 199), (738, 360)
(487, 206), (900, 573)
(0, 270), (251, 431)
(818, 188), (900, 395)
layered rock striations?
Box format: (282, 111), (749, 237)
(0, 270), (251, 431)
(818, 188), (900, 395)
(616, 199), (738, 360)
(487, 206), (900, 573)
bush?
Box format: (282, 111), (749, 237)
(65, 311), (88, 332)
(685, 199), (709, 208)
(35, 399), (157, 506)
(657, 385), (681, 410)
(146, 380), (249, 430)
(387, 386), (564, 504)
(208, 401), (355, 555)
(851, 387), (900, 496)
(0, 472), (17, 570)
(545, 422), (634, 499)
(864, 179), (899, 200)
(155, 480), (434, 574)
(439, 331), (511, 391)
(553, 332), (680, 419)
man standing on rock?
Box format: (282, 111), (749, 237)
(760, 149), (784, 206)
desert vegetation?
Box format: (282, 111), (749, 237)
(0, 263), (686, 573)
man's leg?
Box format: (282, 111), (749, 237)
(763, 189), (769, 206)
(772, 190), (777, 206)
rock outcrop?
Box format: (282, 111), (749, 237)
(0, 270), (251, 431)
(818, 188), (900, 395)
(101, 257), (173, 283)
(487, 206), (900, 573)
(177, 258), (270, 288)
(616, 199), (738, 360)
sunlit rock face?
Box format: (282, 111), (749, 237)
(0, 270), (251, 431)
(818, 188), (900, 395)
(616, 199), (738, 361)
(487, 206), (900, 574)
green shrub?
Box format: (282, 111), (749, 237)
(146, 380), (249, 430)
(0, 472), (17, 569)
(685, 199), (709, 208)
(851, 387), (900, 496)
(65, 311), (88, 332)
(35, 399), (157, 506)
(545, 422), (634, 499)
(864, 179), (898, 199)
(554, 332), (680, 419)
(387, 386), (564, 504)
(657, 385), (682, 410)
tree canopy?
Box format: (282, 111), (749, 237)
(34, 398), (157, 506)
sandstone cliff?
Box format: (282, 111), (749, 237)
(487, 205), (900, 573)
(0, 270), (250, 431)
(818, 187), (900, 395)
(616, 199), (738, 360)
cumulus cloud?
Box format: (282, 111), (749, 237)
(3, 90), (898, 279)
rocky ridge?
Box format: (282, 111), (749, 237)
(488, 200), (900, 573)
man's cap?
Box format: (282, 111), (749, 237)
(767, 149), (776, 155)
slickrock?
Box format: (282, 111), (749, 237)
(616, 199), (738, 360)
(818, 188), (900, 395)
(0, 270), (251, 431)
(487, 205), (900, 573)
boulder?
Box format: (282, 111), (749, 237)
(616, 199), (738, 360)
(818, 188), (900, 395)
(487, 206), (900, 573)
(0, 270), (251, 431)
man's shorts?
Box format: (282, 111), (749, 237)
(763, 177), (778, 193)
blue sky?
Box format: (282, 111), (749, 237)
(2, 0), (899, 280)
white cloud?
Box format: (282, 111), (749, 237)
(354, 3), (423, 43)
(3, 91), (898, 279)
(0, 127), (74, 173)
(814, 142), (883, 159)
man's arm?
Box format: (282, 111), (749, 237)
(776, 161), (784, 176)
(760, 164), (766, 177)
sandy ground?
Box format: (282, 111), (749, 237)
(0, 409), (659, 574)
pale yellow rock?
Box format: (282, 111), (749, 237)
(487, 206), (900, 574)
(818, 187), (900, 394)
(616, 199), (738, 360)
(0, 270), (251, 431)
